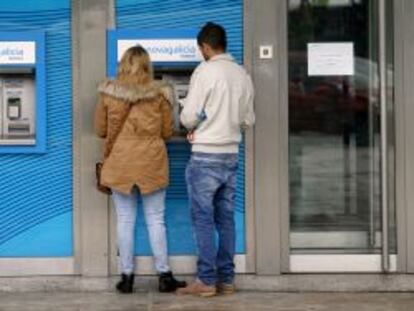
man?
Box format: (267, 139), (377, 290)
(178, 22), (255, 297)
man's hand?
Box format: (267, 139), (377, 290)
(187, 131), (195, 142)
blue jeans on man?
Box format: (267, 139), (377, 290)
(185, 152), (238, 286)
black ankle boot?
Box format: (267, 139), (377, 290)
(116, 273), (134, 294)
(158, 271), (187, 293)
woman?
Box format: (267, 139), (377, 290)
(94, 46), (186, 294)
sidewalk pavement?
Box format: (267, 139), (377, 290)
(1, 291), (414, 311)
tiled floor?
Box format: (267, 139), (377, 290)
(1, 291), (414, 311)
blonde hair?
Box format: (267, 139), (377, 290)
(117, 46), (153, 84)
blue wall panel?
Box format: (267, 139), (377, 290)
(0, 1), (72, 257)
(116, 0), (245, 255)
(116, 0), (243, 63)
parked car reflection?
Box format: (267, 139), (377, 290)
(289, 53), (390, 147)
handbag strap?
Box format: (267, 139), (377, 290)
(107, 103), (133, 156)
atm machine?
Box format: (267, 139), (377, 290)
(108, 29), (200, 138)
(0, 70), (35, 144)
(0, 33), (46, 153)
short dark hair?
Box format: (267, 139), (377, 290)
(197, 22), (227, 51)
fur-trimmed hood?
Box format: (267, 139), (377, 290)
(98, 79), (175, 105)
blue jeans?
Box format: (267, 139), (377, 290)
(112, 188), (170, 275)
(185, 152), (238, 286)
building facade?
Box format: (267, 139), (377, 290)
(1, 0), (414, 289)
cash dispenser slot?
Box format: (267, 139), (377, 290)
(8, 123), (30, 135)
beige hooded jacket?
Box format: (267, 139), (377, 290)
(95, 79), (174, 194)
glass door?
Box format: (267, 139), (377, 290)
(288, 0), (396, 272)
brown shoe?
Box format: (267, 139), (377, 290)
(176, 281), (217, 298)
(216, 283), (235, 295)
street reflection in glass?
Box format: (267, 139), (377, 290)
(288, 0), (396, 253)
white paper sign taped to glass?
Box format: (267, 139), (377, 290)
(118, 39), (203, 62)
(307, 42), (354, 76)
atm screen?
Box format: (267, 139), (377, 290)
(7, 97), (22, 120)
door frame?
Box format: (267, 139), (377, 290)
(247, 0), (410, 274)
(281, 0), (403, 273)
(396, 0), (414, 274)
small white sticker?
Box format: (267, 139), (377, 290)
(260, 45), (273, 59)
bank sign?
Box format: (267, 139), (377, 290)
(107, 29), (202, 77)
(118, 39), (202, 63)
(0, 41), (35, 64)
